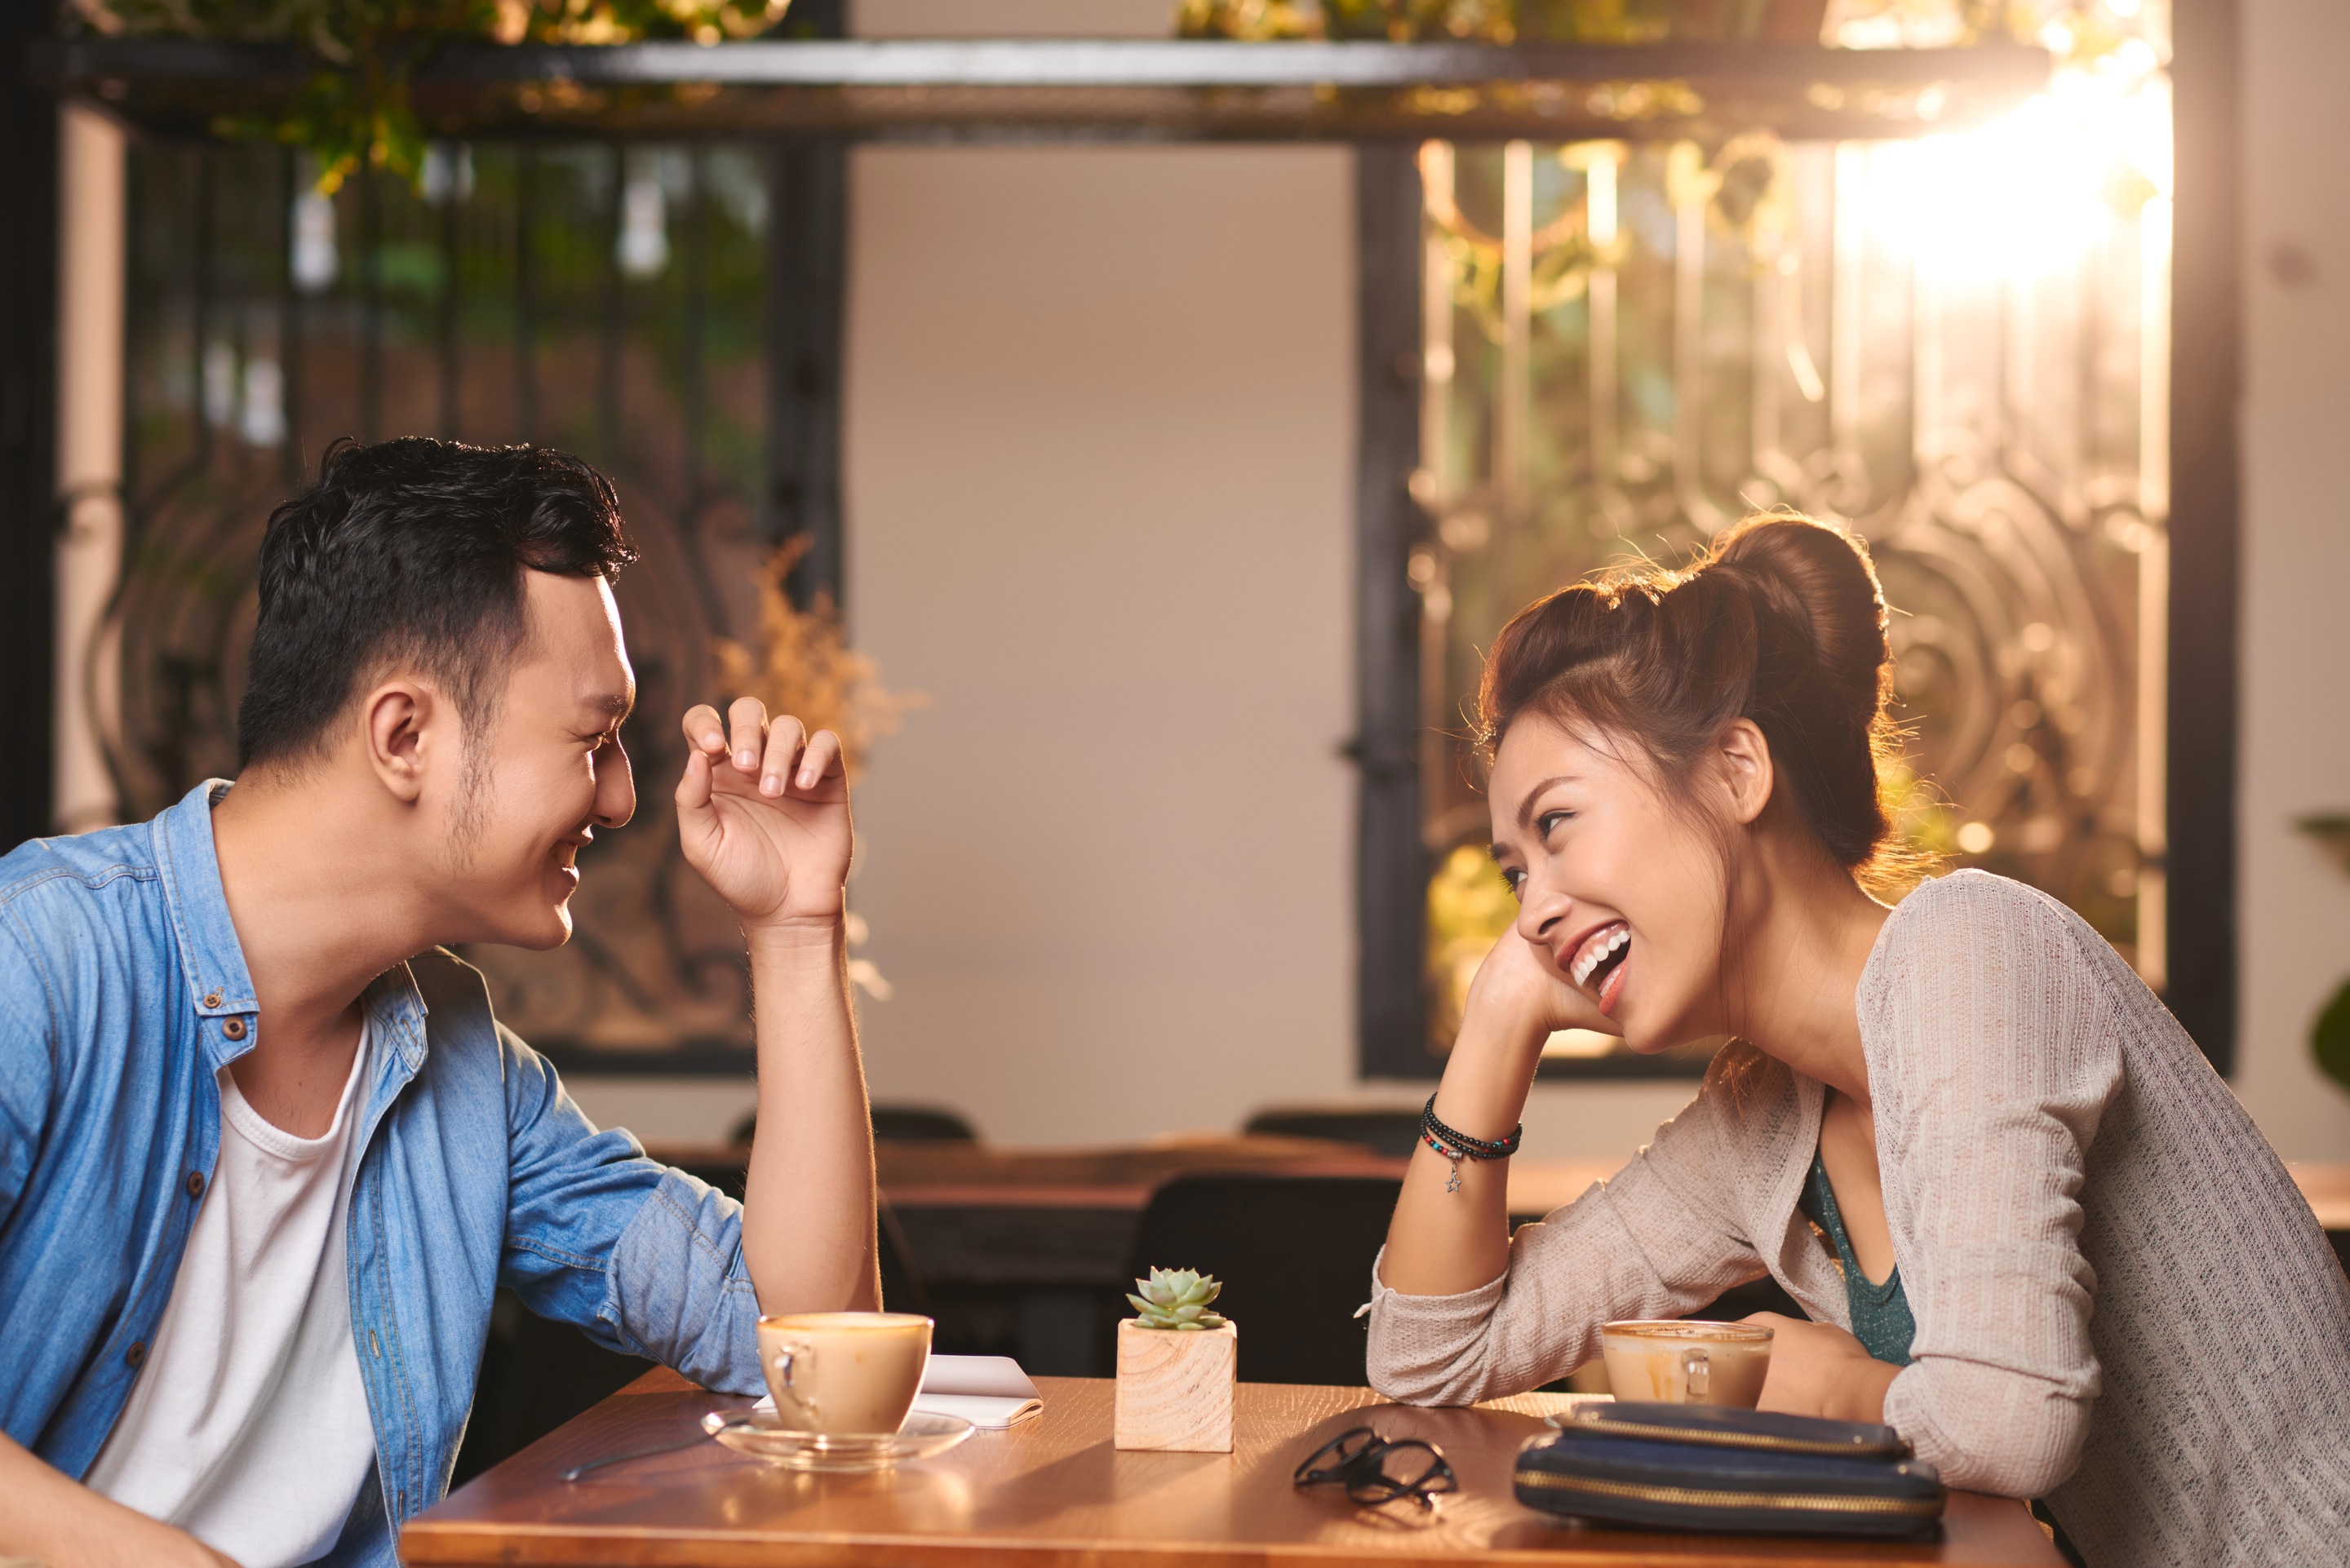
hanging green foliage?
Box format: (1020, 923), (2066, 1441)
(1179, 0), (1821, 43)
(1178, 0), (2135, 57)
(2296, 814), (2350, 1097)
(68, 0), (796, 192)
(2314, 977), (2350, 1097)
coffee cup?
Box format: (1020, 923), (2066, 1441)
(756, 1312), (934, 1436)
(1598, 1319), (1773, 1407)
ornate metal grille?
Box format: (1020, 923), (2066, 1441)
(109, 137), (814, 1061)
(1407, 81), (2172, 1070)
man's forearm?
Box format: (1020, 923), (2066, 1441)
(740, 921), (880, 1314)
(0, 1433), (235, 1568)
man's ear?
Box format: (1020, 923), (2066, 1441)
(1718, 717), (1776, 827)
(363, 680), (446, 804)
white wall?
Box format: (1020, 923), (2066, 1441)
(2232, 0), (2350, 1158)
(840, 140), (1358, 1142)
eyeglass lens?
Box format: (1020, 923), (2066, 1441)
(1293, 1427), (1457, 1508)
(1293, 1426), (1381, 1485)
(1348, 1439), (1456, 1503)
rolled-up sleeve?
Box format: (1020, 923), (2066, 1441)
(496, 1026), (763, 1396)
(1368, 1075), (1777, 1406)
(1872, 877), (2116, 1498)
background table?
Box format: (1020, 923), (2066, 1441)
(646, 1139), (2350, 1297)
(403, 1370), (2065, 1568)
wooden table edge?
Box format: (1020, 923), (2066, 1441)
(401, 1517), (2036, 1568)
(401, 1372), (2058, 1568)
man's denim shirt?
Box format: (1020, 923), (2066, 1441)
(0, 782), (764, 1565)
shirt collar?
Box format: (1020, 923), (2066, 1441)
(362, 961), (432, 1079)
(154, 779), (259, 1054)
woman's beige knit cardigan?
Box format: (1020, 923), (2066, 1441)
(1366, 871), (2350, 1566)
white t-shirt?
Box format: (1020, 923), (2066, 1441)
(86, 1021), (381, 1568)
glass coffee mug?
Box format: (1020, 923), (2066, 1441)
(756, 1312), (933, 1437)
(1598, 1319), (1774, 1407)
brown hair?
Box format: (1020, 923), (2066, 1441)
(1476, 512), (1905, 886)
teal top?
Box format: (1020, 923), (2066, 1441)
(1799, 1149), (1916, 1366)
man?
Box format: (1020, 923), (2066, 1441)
(0, 438), (877, 1567)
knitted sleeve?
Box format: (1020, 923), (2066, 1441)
(1869, 872), (2117, 1498)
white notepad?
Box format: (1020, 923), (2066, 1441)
(752, 1353), (1045, 1430)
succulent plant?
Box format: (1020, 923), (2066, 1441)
(1127, 1267), (1228, 1331)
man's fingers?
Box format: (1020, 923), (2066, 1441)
(674, 751), (729, 871)
(726, 696), (769, 773)
(681, 703), (728, 757)
(795, 729), (845, 791)
(759, 715), (808, 798)
(676, 746), (716, 817)
(681, 702), (840, 800)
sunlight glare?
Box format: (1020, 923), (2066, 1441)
(1872, 60), (2170, 282)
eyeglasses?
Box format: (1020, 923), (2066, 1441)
(1291, 1425), (1459, 1509)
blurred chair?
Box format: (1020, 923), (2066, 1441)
(1126, 1173), (1402, 1385)
(871, 1104), (980, 1143)
(730, 1102), (979, 1145)
(1244, 1106), (1422, 1158)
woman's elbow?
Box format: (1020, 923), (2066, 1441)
(1367, 1365), (1488, 1407)
(1363, 1322), (1498, 1407)
(1366, 1366), (1439, 1405)
(1917, 1397), (2091, 1499)
(1366, 1359), (1471, 1406)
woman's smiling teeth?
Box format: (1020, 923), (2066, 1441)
(1571, 922), (1631, 990)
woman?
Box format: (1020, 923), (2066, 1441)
(1368, 513), (2350, 1566)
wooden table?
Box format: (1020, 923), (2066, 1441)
(401, 1369), (2064, 1567)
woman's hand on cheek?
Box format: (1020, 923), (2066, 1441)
(1461, 928), (1616, 1052)
(1745, 1313), (1903, 1424)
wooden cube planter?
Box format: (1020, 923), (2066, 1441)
(1113, 1319), (1237, 1452)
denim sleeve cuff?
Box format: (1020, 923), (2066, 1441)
(605, 1167), (765, 1396)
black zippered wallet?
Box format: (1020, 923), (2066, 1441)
(1513, 1402), (1947, 1539)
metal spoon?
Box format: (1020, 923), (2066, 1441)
(558, 1409), (754, 1482)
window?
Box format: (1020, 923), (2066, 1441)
(1358, 10), (2194, 1078)
(106, 138), (839, 1069)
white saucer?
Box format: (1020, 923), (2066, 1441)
(703, 1408), (976, 1472)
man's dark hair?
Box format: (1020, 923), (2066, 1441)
(237, 437), (637, 769)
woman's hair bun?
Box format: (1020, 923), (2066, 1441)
(1478, 511), (1902, 877)
(1707, 514), (1891, 712)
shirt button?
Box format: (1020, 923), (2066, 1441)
(202, 990), (223, 1009)
(186, 1170), (205, 1198)
(223, 1017), (247, 1041)
(125, 1341), (146, 1368)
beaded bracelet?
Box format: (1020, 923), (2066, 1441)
(1419, 1094), (1523, 1194)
